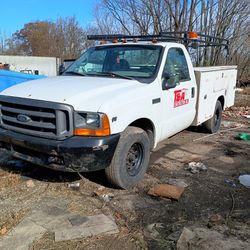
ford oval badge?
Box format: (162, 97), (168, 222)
(17, 114), (31, 123)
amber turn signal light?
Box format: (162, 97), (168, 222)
(74, 114), (111, 136)
(188, 31), (198, 40)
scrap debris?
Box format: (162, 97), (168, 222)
(225, 178), (236, 188)
(144, 223), (164, 239)
(93, 186), (115, 202)
(68, 182), (80, 190)
(235, 133), (250, 141)
(222, 106), (250, 119)
(243, 115), (250, 119)
(166, 178), (189, 188)
(176, 227), (250, 250)
(148, 184), (185, 200)
(26, 179), (35, 188)
(239, 175), (250, 188)
(185, 162), (207, 174)
(221, 121), (242, 128)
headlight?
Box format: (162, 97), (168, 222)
(74, 112), (110, 136)
(74, 112), (101, 129)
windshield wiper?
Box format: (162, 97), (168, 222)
(95, 72), (133, 80)
(64, 71), (86, 76)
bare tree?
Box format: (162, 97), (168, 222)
(53, 17), (86, 59)
(94, 0), (250, 81)
(94, 0), (170, 35)
(95, 0), (201, 34)
(0, 31), (9, 55)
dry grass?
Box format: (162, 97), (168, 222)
(242, 87), (250, 95)
(0, 208), (28, 237)
(234, 90), (250, 107)
(0, 172), (20, 191)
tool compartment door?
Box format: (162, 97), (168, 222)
(192, 66), (237, 126)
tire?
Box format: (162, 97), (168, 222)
(105, 126), (150, 189)
(204, 100), (222, 133)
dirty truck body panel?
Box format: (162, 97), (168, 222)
(0, 39), (237, 186)
(0, 127), (119, 172)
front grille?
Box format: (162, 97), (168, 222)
(0, 96), (73, 140)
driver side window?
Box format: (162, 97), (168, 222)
(163, 48), (190, 82)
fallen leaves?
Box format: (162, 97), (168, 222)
(0, 226), (7, 236)
(223, 106), (250, 119)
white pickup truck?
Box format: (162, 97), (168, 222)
(0, 33), (237, 188)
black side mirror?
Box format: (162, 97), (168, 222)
(162, 72), (178, 90)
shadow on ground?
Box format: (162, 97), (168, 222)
(0, 154), (115, 187)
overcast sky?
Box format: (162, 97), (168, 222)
(0, 0), (95, 36)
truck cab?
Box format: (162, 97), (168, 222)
(0, 32), (237, 189)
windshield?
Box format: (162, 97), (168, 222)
(65, 45), (162, 81)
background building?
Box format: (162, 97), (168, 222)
(0, 55), (60, 77)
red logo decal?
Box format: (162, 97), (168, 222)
(174, 89), (189, 108)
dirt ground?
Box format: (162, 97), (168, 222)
(0, 91), (249, 250)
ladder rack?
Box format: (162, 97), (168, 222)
(87, 31), (229, 52)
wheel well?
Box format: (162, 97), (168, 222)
(129, 118), (155, 150)
(218, 96), (225, 109)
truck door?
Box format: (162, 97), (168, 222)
(160, 47), (196, 140)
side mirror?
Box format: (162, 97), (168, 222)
(162, 72), (179, 90)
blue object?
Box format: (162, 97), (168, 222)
(0, 70), (46, 92)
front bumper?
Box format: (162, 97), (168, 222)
(0, 128), (120, 172)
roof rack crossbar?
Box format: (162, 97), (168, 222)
(87, 31), (229, 49)
(160, 31), (228, 42)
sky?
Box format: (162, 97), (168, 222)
(0, 0), (95, 36)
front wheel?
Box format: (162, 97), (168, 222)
(105, 126), (150, 189)
(204, 100), (222, 133)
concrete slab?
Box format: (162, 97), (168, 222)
(68, 215), (89, 226)
(0, 218), (46, 250)
(31, 197), (68, 211)
(0, 197), (119, 248)
(29, 212), (72, 231)
(55, 214), (119, 242)
(28, 207), (72, 231)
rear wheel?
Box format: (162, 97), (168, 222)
(204, 100), (222, 133)
(105, 126), (150, 189)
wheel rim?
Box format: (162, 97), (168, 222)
(214, 108), (220, 127)
(126, 143), (144, 176)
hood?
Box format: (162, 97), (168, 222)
(1, 76), (143, 111)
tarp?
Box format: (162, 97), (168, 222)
(0, 70), (46, 92)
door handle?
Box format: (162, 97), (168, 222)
(191, 87), (195, 98)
